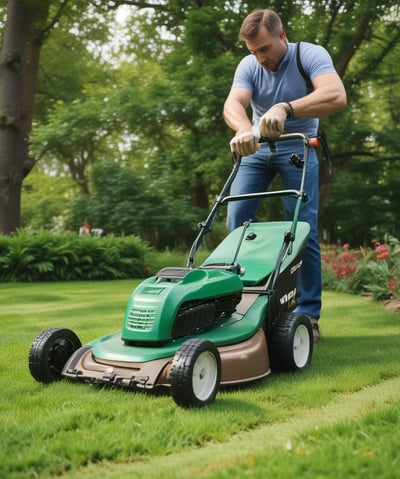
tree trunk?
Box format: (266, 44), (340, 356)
(0, 0), (50, 234)
(193, 176), (209, 210)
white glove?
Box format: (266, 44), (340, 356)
(229, 130), (259, 157)
(259, 103), (288, 139)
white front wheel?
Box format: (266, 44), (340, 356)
(170, 339), (221, 408)
(293, 323), (311, 369)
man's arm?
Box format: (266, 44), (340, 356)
(289, 72), (347, 118)
(259, 72), (347, 138)
(223, 87), (259, 156)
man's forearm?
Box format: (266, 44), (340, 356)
(223, 100), (253, 134)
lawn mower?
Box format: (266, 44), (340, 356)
(29, 132), (315, 408)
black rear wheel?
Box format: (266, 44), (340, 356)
(29, 328), (82, 383)
(269, 312), (313, 371)
(170, 339), (221, 408)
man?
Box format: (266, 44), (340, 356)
(223, 9), (346, 342)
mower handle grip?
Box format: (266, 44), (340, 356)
(259, 132), (318, 147)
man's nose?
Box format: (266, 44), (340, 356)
(255, 53), (266, 64)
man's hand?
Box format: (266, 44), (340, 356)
(229, 131), (259, 157)
(259, 103), (288, 139)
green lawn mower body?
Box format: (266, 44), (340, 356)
(29, 133), (315, 408)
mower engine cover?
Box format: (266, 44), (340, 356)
(121, 268), (243, 344)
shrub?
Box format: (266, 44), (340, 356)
(321, 243), (361, 293)
(0, 229), (151, 282)
(321, 234), (400, 300)
(360, 235), (400, 300)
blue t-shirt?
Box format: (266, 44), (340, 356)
(232, 42), (336, 137)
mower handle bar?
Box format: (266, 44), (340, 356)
(259, 131), (317, 147)
(231, 131), (317, 161)
(186, 132), (314, 268)
(224, 132), (314, 205)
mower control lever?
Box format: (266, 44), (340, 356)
(258, 136), (276, 152)
(289, 153), (304, 168)
(231, 220), (251, 267)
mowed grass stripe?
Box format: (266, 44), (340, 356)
(57, 377), (400, 479)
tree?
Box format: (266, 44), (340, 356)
(31, 93), (117, 195)
(66, 160), (202, 249)
(0, 0), (131, 232)
(0, 0), (51, 233)
(21, 167), (76, 232)
(29, 5), (121, 194)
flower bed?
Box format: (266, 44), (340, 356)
(321, 234), (400, 301)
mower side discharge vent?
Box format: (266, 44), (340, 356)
(171, 292), (241, 338)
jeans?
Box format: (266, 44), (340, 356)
(227, 140), (321, 319)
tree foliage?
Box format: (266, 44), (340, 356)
(66, 160), (204, 249)
(1, 0), (400, 247)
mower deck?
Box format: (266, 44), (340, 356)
(62, 328), (270, 389)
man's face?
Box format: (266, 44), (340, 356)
(245, 27), (288, 72)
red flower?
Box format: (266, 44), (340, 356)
(338, 252), (359, 263)
(332, 262), (357, 279)
(388, 279), (398, 293)
(375, 244), (389, 261)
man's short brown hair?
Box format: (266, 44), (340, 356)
(239, 9), (283, 41)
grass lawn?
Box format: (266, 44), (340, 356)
(1, 280), (399, 479)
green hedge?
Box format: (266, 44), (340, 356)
(0, 230), (151, 282)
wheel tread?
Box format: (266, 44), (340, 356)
(28, 328), (81, 383)
(269, 312), (313, 372)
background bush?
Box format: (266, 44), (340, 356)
(0, 229), (152, 282)
(321, 235), (400, 300)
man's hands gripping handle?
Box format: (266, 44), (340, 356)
(259, 102), (292, 138)
(229, 130), (260, 157)
(229, 103), (293, 157)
